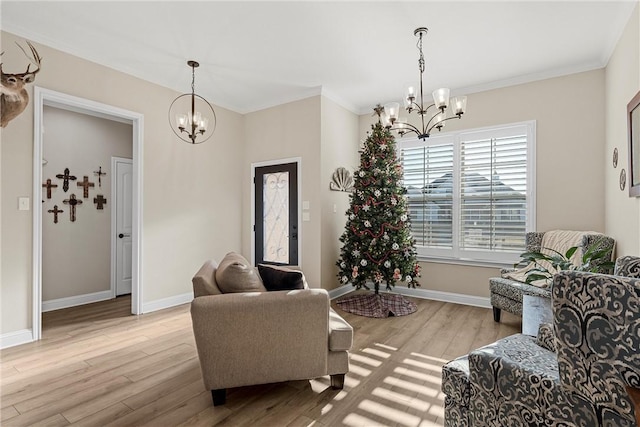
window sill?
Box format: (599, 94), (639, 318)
(416, 256), (514, 269)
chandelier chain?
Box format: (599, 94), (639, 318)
(417, 33), (425, 74)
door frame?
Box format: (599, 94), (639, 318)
(110, 156), (133, 298)
(251, 157), (302, 266)
(32, 87), (144, 341)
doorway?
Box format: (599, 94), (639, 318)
(253, 159), (301, 266)
(32, 87), (144, 341)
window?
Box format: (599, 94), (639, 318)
(397, 121), (535, 264)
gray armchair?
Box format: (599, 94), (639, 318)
(489, 231), (615, 322)
(443, 255), (640, 426)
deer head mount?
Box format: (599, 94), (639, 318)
(1, 41), (42, 128)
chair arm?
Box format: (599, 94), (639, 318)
(553, 271), (640, 423)
(614, 255), (640, 278)
(190, 289), (330, 391)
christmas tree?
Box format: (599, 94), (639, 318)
(336, 108), (420, 295)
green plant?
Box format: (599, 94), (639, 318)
(514, 237), (615, 284)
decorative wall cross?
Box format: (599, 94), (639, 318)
(42, 179), (58, 199)
(55, 168), (77, 192)
(77, 176), (95, 198)
(63, 194), (83, 222)
(48, 205), (63, 224)
(94, 166), (106, 187)
(94, 194), (107, 210)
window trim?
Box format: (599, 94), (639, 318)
(397, 120), (536, 264)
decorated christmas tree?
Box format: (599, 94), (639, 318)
(336, 107), (420, 296)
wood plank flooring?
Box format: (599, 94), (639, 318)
(0, 294), (520, 426)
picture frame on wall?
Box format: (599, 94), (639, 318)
(628, 90), (640, 197)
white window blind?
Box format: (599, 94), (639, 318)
(398, 122), (535, 264)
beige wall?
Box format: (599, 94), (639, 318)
(42, 106), (132, 302)
(605, 3), (640, 257)
(1, 31), (244, 334)
(360, 69), (607, 297)
(242, 97), (322, 287)
(320, 97), (360, 290)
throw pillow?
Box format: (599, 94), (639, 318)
(215, 252), (266, 293)
(258, 264), (305, 291)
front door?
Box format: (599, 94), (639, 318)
(254, 162), (299, 265)
(114, 157), (133, 296)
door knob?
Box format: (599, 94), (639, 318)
(118, 233), (131, 239)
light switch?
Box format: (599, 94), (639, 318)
(18, 197), (30, 211)
(333, 204), (337, 213)
(303, 201), (310, 210)
(303, 212), (310, 222)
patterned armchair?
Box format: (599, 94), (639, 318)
(443, 256), (640, 426)
(489, 231), (615, 322)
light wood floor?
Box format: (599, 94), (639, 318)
(0, 294), (520, 426)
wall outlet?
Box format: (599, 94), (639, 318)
(18, 197), (30, 211)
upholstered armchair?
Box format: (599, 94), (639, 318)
(190, 257), (353, 406)
(489, 231), (615, 322)
(442, 256), (640, 427)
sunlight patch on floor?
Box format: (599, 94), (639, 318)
(375, 343), (398, 351)
(383, 376), (439, 397)
(362, 347), (391, 359)
(394, 366), (441, 384)
(343, 412), (387, 427)
(350, 353), (383, 367)
(358, 399), (422, 426)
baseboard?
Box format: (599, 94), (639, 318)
(393, 286), (491, 308)
(42, 290), (114, 312)
(328, 284), (355, 300)
(142, 292), (193, 314)
(1, 329), (34, 349)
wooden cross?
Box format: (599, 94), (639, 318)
(42, 179), (58, 199)
(94, 194), (107, 210)
(63, 194), (83, 222)
(77, 176), (95, 198)
(94, 166), (106, 187)
(48, 205), (63, 224)
(56, 168), (77, 192)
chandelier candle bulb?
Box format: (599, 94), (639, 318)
(452, 96), (467, 116)
(384, 102), (399, 124)
(432, 88), (450, 110)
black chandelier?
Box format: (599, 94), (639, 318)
(169, 60), (216, 144)
(384, 27), (467, 141)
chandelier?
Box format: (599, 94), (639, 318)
(384, 27), (467, 141)
(169, 60), (216, 144)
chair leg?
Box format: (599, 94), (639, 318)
(493, 307), (501, 323)
(212, 389), (226, 406)
(331, 374), (345, 389)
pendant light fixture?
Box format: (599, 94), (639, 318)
(169, 60), (216, 144)
(384, 27), (467, 141)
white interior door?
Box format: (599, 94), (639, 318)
(114, 158), (133, 296)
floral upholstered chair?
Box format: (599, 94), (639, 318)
(489, 231), (615, 322)
(443, 256), (640, 426)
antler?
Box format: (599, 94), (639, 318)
(15, 41), (41, 76)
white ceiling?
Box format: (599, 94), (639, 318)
(1, 1), (637, 115)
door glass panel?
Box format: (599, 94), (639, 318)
(263, 171), (289, 263)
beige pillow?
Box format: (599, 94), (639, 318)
(215, 252), (266, 293)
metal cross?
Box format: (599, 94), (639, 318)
(55, 168), (77, 192)
(77, 176), (95, 198)
(94, 194), (107, 210)
(93, 166), (106, 187)
(48, 205), (64, 224)
(42, 178), (58, 199)
(63, 193), (83, 222)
